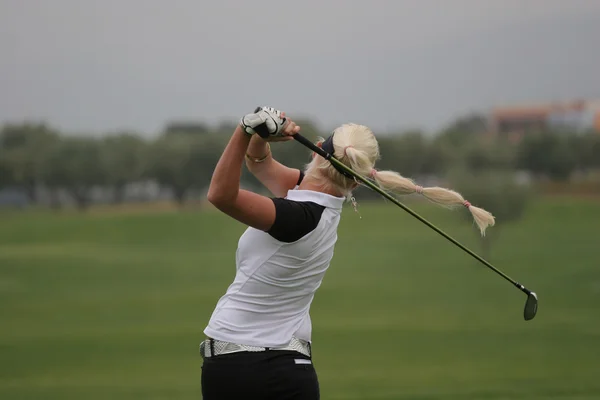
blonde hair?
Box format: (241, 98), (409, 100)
(304, 123), (495, 236)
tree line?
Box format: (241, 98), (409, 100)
(0, 115), (599, 211)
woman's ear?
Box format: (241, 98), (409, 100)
(313, 141), (323, 158)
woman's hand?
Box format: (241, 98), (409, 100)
(262, 112), (300, 142)
(240, 106), (300, 142)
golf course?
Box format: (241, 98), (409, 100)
(1, 196), (599, 399)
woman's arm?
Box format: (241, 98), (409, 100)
(245, 134), (303, 198)
(207, 109), (300, 231)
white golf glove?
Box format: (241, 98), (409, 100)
(240, 106), (287, 138)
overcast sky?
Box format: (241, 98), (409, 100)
(1, 0), (599, 136)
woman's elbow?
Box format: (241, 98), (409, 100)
(207, 190), (232, 209)
(207, 190), (222, 206)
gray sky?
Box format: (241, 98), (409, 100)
(1, 0), (599, 136)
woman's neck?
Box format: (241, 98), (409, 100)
(298, 174), (345, 198)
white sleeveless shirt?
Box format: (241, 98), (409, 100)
(204, 188), (345, 348)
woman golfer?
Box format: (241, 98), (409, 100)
(201, 106), (494, 399)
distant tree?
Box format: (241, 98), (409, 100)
(572, 131), (600, 171)
(449, 170), (532, 260)
(101, 133), (147, 203)
(436, 113), (489, 148)
(0, 122), (60, 202)
(144, 133), (222, 206)
(290, 119), (321, 141)
(422, 139), (452, 176)
(586, 133), (600, 169)
(0, 152), (14, 189)
(164, 122), (210, 136)
(215, 121), (238, 134)
(517, 131), (577, 181)
(374, 130), (430, 177)
(42, 136), (106, 210)
(464, 137), (517, 172)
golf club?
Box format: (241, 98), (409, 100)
(291, 132), (538, 321)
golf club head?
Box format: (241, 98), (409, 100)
(524, 292), (538, 321)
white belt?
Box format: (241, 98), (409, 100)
(200, 336), (312, 358)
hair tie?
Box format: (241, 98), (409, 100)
(415, 185), (424, 194)
(369, 169), (377, 178)
(343, 145), (354, 156)
(463, 200), (471, 208)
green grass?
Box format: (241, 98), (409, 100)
(1, 197), (599, 399)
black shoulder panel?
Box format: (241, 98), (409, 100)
(267, 198), (326, 243)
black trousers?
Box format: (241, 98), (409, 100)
(201, 350), (320, 400)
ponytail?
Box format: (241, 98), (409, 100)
(304, 123), (494, 236)
(370, 169), (495, 236)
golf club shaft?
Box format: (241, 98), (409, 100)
(292, 133), (531, 296)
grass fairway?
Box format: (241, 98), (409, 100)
(1, 197), (599, 399)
